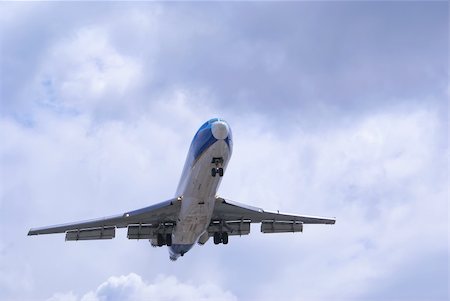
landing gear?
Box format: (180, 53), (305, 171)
(211, 157), (224, 177)
(211, 167), (224, 177)
(165, 234), (172, 246)
(156, 233), (172, 247)
(213, 232), (221, 244)
(222, 232), (228, 245)
(213, 232), (229, 245)
(157, 233), (164, 247)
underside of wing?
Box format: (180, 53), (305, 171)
(28, 198), (181, 240)
(212, 197), (335, 234)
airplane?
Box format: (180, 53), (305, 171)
(28, 118), (336, 261)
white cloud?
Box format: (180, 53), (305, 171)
(35, 26), (142, 113)
(0, 3), (447, 301)
(48, 292), (78, 301)
(1, 92), (447, 301)
(1, 94), (447, 301)
(221, 108), (447, 300)
(47, 273), (237, 301)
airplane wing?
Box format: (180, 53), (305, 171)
(211, 198), (335, 235)
(28, 198), (180, 239)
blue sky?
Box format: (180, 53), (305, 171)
(0, 2), (448, 301)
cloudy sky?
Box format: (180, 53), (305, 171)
(0, 2), (448, 301)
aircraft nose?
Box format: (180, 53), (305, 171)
(211, 121), (229, 140)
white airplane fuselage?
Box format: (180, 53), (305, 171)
(169, 118), (232, 260)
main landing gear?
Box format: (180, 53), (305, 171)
(213, 232), (228, 245)
(211, 157), (224, 177)
(156, 233), (172, 247)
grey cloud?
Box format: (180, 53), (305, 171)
(0, 100), (447, 301)
(1, 2), (447, 127)
(220, 108), (448, 300)
(0, 2), (448, 301)
(128, 2), (448, 125)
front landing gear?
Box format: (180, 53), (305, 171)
(211, 157), (224, 177)
(211, 167), (224, 177)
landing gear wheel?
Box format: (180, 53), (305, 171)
(212, 157), (224, 178)
(222, 232), (228, 244)
(157, 234), (164, 247)
(213, 232), (221, 244)
(165, 234), (172, 246)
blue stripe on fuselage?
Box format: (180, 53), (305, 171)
(189, 119), (233, 164)
(192, 125), (217, 161)
(175, 119), (233, 197)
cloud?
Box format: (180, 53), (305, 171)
(47, 273), (237, 301)
(3, 2), (447, 126)
(1, 89), (447, 301)
(220, 107), (447, 301)
(34, 26), (142, 116)
(0, 2), (447, 301)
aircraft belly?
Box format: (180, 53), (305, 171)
(173, 141), (230, 244)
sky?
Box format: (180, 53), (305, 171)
(0, 1), (448, 301)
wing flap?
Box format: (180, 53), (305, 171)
(261, 221), (303, 233)
(127, 223), (175, 239)
(207, 220), (251, 236)
(65, 227), (115, 241)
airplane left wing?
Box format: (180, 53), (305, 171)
(211, 197), (335, 235)
(28, 198), (180, 240)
